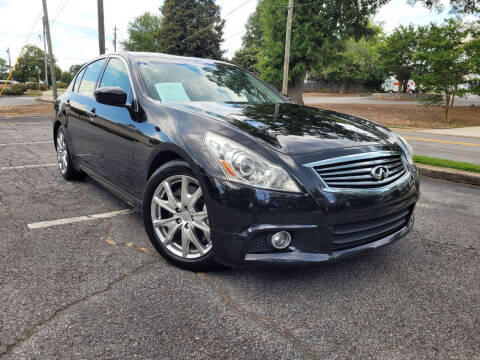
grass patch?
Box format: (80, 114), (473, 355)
(413, 155), (480, 173)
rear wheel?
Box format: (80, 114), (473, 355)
(56, 126), (85, 180)
(143, 161), (215, 271)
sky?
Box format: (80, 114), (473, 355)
(0, 0), (471, 71)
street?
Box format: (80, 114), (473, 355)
(0, 115), (479, 359)
(0, 96), (38, 107)
(395, 129), (480, 165)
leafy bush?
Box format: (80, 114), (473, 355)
(2, 84), (28, 95)
(26, 82), (47, 91)
(56, 81), (68, 89)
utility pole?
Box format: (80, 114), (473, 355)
(42, 0), (57, 99)
(282, 0), (293, 95)
(113, 26), (117, 52)
(97, 0), (105, 54)
(6, 48), (11, 68)
(41, 27), (48, 87)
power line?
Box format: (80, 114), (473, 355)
(0, 9), (42, 96)
(164, 0), (253, 53)
(271, 1), (323, 7)
(52, 0), (71, 25)
(188, 29), (246, 57)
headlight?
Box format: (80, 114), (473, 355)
(396, 135), (416, 171)
(397, 135), (413, 158)
(204, 132), (300, 193)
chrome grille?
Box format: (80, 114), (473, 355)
(307, 151), (408, 189)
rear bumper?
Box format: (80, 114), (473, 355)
(201, 172), (419, 269)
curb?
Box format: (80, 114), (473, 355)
(416, 163), (480, 186)
(35, 98), (54, 103)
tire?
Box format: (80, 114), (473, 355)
(143, 161), (216, 271)
(55, 126), (85, 180)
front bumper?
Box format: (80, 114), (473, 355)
(244, 216), (414, 266)
(201, 171), (419, 268)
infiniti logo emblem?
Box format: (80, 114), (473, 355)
(370, 166), (390, 180)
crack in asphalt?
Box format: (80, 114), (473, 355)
(196, 272), (320, 360)
(89, 219), (319, 359)
(0, 260), (158, 359)
(414, 231), (480, 253)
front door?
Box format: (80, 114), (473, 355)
(89, 57), (137, 196)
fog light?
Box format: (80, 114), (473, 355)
(271, 231), (291, 249)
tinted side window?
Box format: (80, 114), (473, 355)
(99, 58), (132, 98)
(77, 59), (106, 96)
(73, 67), (86, 92)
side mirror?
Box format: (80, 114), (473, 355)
(94, 87), (127, 106)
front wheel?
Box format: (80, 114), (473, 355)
(56, 126), (85, 180)
(143, 161), (216, 271)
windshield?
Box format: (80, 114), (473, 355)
(137, 59), (285, 104)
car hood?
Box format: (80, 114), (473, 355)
(169, 102), (397, 155)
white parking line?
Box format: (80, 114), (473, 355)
(0, 141), (51, 146)
(0, 163), (57, 170)
(27, 209), (135, 229)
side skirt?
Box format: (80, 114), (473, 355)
(77, 163), (142, 209)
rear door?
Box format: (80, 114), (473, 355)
(68, 58), (106, 169)
(88, 56), (138, 195)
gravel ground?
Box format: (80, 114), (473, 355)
(1, 115), (479, 360)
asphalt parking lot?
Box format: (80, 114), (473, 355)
(1, 115), (479, 359)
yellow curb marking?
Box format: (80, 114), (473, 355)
(405, 136), (480, 147)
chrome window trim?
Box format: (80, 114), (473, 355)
(76, 57), (107, 97)
(304, 151), (411, 193)
(101, 55), (138, 105)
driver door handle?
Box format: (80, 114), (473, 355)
(87, 108), (97, 121)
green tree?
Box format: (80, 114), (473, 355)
(414, 19), (480, 122)
(155, 0), (225, 60)
(378, 25), (418, 93)
(0, 58), (9, 79)
(14, 45), (55, 83)
(409, 0), (479, 15)
(231, 7), (262, 73)
(313, 25), (386, 94)
(68, 64), (84, 75)
(121, 12), (162, 52)
(59, 71), (74, 83)
(256, 0), (389, 104)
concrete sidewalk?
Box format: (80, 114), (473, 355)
(398, 127), (480, 139)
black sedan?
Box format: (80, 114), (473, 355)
(53, 52), (419, 270)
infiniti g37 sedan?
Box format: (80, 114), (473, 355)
(53, 52), (419, 271)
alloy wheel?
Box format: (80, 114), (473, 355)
(150, 175), (211, 259)
(56, 131), (68, 175)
